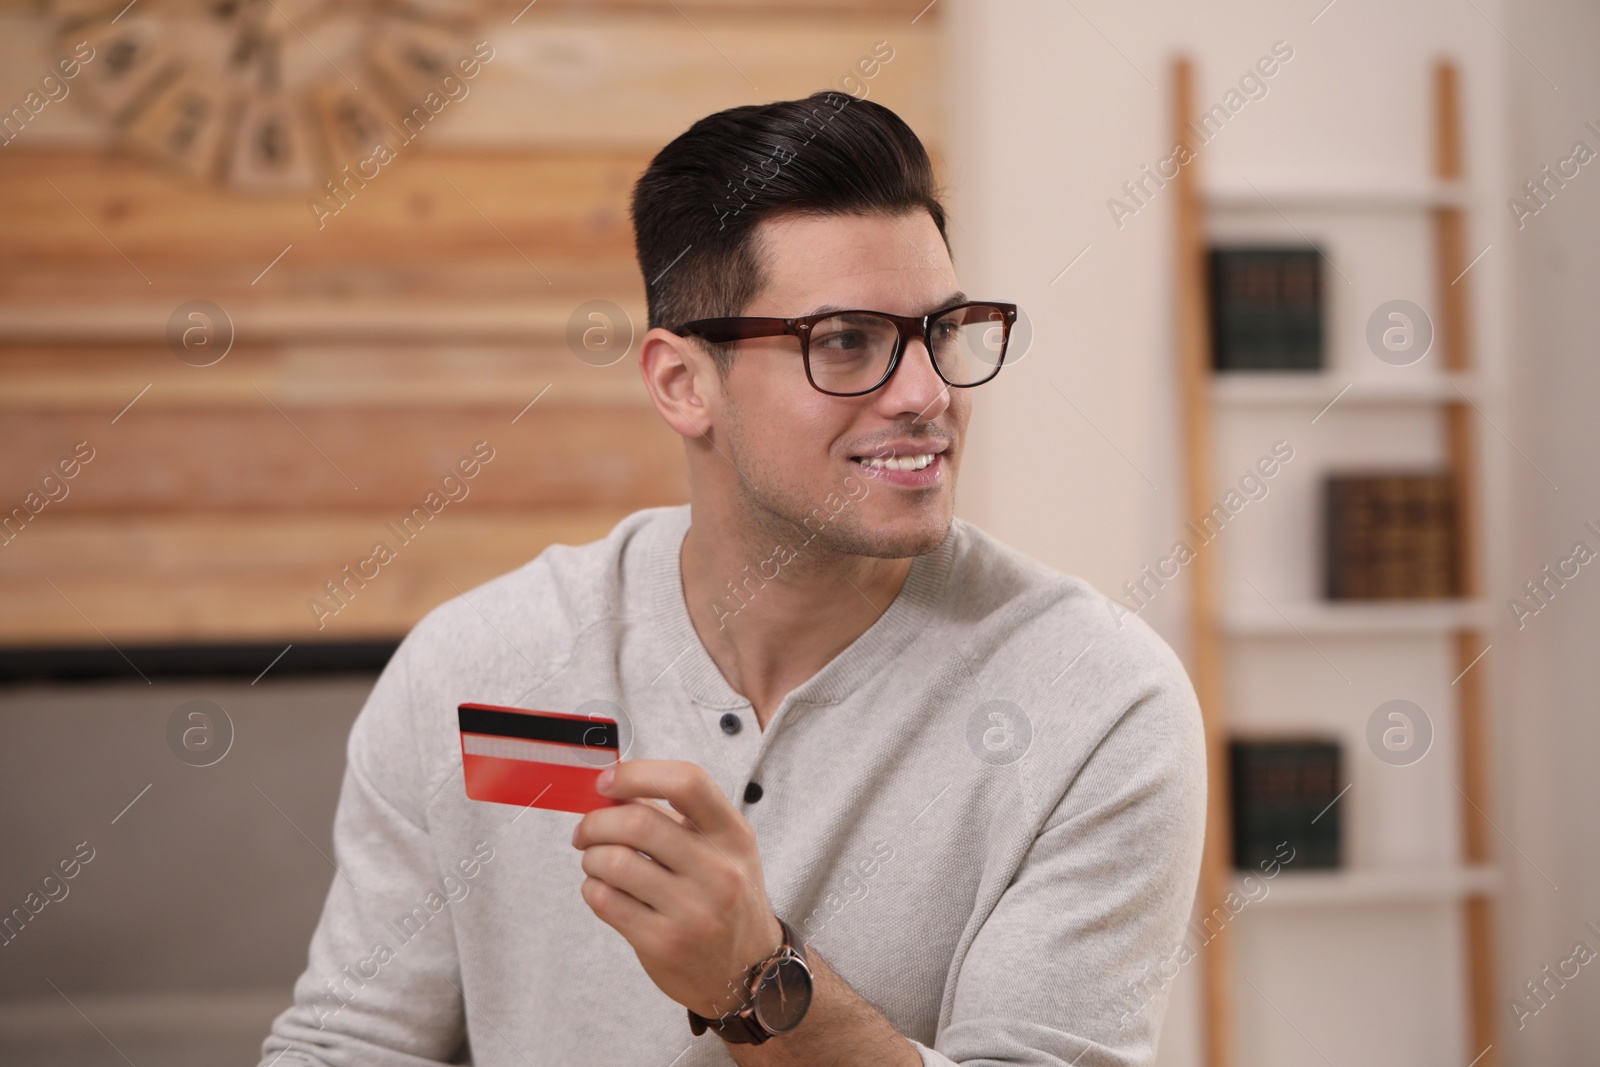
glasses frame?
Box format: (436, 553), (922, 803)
(670, 300), (1019, 397)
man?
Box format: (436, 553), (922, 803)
(260, 90), (1204, 1067)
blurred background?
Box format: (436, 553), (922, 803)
(0, 0), (1595, 1064)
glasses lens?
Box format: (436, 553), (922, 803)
(807, 312), (899, 393)
(930, 304), (1010, 383)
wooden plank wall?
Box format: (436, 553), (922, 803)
(0, 1), (942, 646)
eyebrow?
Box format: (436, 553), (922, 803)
(800, 291), (967, 318)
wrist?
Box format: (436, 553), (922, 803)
(688, 915), (813, 1045)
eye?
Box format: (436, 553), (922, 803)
(930, 317), (962, 343)
(815, 329), (868, 351)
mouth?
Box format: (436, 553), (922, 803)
(850, 452), (938, 472)
(849, 436), (952, 473)
(847, 446), (948, 490)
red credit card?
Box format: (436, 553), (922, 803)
(458, 702), (624, 814)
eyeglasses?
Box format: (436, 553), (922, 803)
(670, 301), (1019, 397)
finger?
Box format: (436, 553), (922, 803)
(631, 795), (688, 826)
(573, 795), (701, 874)
(579, 872), (664, 939)
(579, 843), (677, 914)
(601, 759), (741, 842)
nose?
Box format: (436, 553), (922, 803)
(875, 335), (950, 423)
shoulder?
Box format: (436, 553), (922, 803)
(402, 504), (681, 666)
(943, 518), (1190, 691)
(941, 518), (1203, 768)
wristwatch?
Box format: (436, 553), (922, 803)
(687, 916), (813, 1045)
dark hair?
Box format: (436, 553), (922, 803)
(629, 90), (950, 372)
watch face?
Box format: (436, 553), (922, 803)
(753, 954), (813, 1034)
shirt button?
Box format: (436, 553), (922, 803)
(719, 712), (742, 735)
(743, 781), (764, 804)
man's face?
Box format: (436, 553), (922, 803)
(710, 210), (970, 561)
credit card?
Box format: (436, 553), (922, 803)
(458, 702), (624, 814)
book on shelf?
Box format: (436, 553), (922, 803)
(1229, 738), (1342, 871)
(1324, 472), (1461, 600)
(1208, 247), (1324, 371)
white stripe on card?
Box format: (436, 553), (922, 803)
(462, 732), (616, 768)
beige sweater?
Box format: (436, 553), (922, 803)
(259, 504), (1205, 1066)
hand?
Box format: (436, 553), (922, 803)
(569, 759), (783, 1020)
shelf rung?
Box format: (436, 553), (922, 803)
(1227, 865), (1501, 908)
(1212, 372), (1478, 406)
(1222, 599), (1491, 636)
(1202, 178), (1468, 210)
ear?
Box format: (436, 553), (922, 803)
(639, 327), (718, 439)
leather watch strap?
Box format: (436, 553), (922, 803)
(688, 1003), (767, 1044)
(686, 916), (805, 1045)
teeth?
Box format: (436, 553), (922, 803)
(857, 453), (935, 471)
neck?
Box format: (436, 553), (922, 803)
(679, 509), (913, 730)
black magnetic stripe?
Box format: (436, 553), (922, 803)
(458, 706), (618, 749)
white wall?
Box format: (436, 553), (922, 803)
(938, 1), (1600, 1064)
(946, 0), (1509, 649)
(1500, 0), (1600, 1062)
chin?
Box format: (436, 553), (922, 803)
(831, 507), (952, 559)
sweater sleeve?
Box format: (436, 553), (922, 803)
(912, 662), (1207, 1067)
(257, 632), (471, 1066)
